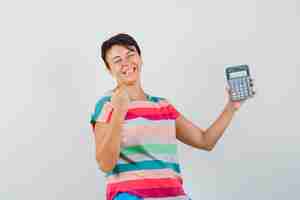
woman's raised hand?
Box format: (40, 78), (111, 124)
(111, 72), (130, 114)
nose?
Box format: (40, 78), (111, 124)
(120, 57), (130, 69)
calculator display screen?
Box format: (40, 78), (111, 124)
(230, 70), (248, 79)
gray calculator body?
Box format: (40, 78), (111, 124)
(226, 64), (254, 101)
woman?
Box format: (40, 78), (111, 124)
(90, 33), (244, 200)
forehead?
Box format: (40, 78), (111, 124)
(106, 45), (136, 59)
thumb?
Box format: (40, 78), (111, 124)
(115, 71), (127, 87)
(225, 86), (232, 100)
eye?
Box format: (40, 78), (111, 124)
(127, 52), (135, 58)
(113, 59), (121, 64)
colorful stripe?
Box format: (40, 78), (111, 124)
(99, 102), (114, 122)
(122, 144), (177, 156)
(121, 135), (177, 149)
(107, 168), (181, 184)
(127, 187), (185, 198)
(144, 196), (191, 200)
(90, 95), (111, 125)
(106, 160), (181, 176)
(117, 153), (179, 165)
(124, 118), (174, 126)
(113, 192), (142, 200)
(113, 193), (190, 200)
(107, 178), (185, 200)
(125, 105), (180, 121)
(121, 124), (175, 138)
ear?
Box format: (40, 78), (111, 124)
(141, 59), (144, 69)
(140, 56), (144, 66)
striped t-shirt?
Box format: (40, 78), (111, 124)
(90, 90), (191, 200)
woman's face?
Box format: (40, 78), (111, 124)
(106, 45), (142, 86)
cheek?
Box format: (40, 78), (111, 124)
(133, 58), (142, 67)
(109, 69), (118, 79)
(110, 66), (121, 74)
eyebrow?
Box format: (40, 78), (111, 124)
(112, 56), (121, 61)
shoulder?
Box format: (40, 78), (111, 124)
(94, 90), (113, 108)
(90, 90), (114, 125)
(147, 94), (167, 103)
(148, 94), (181, 118)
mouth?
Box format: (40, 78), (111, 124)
(122, 66), (137, 76)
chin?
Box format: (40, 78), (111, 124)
(125, 80), (137, 85)
(125, 77), (139, 85)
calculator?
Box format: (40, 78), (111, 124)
(225, 64), (255, 101)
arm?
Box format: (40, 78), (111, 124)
(93, 69), (132, 172)
(94, 108), (126, 172)
(176, 99), (239, 151)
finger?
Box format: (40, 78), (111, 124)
(249, 79), (254, 87)
(234, 101), (241, 108)
(114, 84), (129, 99)
(225, 85), (230, 91)
(225, 86), (233, 100)
(226, 85), (235, 95)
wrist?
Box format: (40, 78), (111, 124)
(113, 106), (128, 117)
(225, 102), (237, 114)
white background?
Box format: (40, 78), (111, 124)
(1, 0), (299, 199)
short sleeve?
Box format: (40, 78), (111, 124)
(90, 95), (114, 129)
(159, 98), (181, 120)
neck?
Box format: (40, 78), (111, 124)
(127, 86), (147, 101)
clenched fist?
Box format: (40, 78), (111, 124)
(111, 84), (130, 114)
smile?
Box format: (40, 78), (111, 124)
(122, 66), (137, 76)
